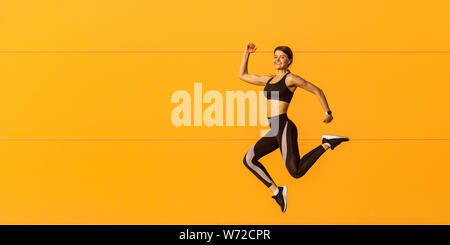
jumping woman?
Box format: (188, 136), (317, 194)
(239, 43), (349, 212)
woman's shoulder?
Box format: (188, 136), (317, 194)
(286, 70), (303, 79)
(285, 70), (305, 86)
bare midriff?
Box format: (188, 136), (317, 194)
(267, 99), (290, 117)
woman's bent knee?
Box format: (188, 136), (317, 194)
(243, 152), (252, 167)
(287, 168), (304, 179)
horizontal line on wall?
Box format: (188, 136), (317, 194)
(0, 50), (449, 54)
(0, 138), (449, 141)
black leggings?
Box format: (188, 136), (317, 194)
(243, 113), (327, 187)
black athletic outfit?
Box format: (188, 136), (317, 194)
(243, 71), (327, 187)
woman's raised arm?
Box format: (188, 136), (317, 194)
(238, 43), (271, 86)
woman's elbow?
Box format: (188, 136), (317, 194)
(314, 88), (324, 95)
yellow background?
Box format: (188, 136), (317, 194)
(0, 0), (449, 224)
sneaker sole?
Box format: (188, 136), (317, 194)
(322, 134), (349, 141)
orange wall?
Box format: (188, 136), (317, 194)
(0, 0), (449, 224)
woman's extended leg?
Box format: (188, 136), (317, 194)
(278, 119), (328, 179)
(243, 130), (289, 212)
(243, 132), (279, 189)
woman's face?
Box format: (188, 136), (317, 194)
(274, 50), (290, 69)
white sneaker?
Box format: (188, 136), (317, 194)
(322, 134), (350, 150)
(272, 186), (287, 213)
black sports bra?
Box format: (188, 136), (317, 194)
(263, 71), (294, 103)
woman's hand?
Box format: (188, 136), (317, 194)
(245, 43), (257, 53)
(323, 114), (333, 123)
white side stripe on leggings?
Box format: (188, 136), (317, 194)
(281, 121), (289, 165)
(245, 144), (272, 185)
